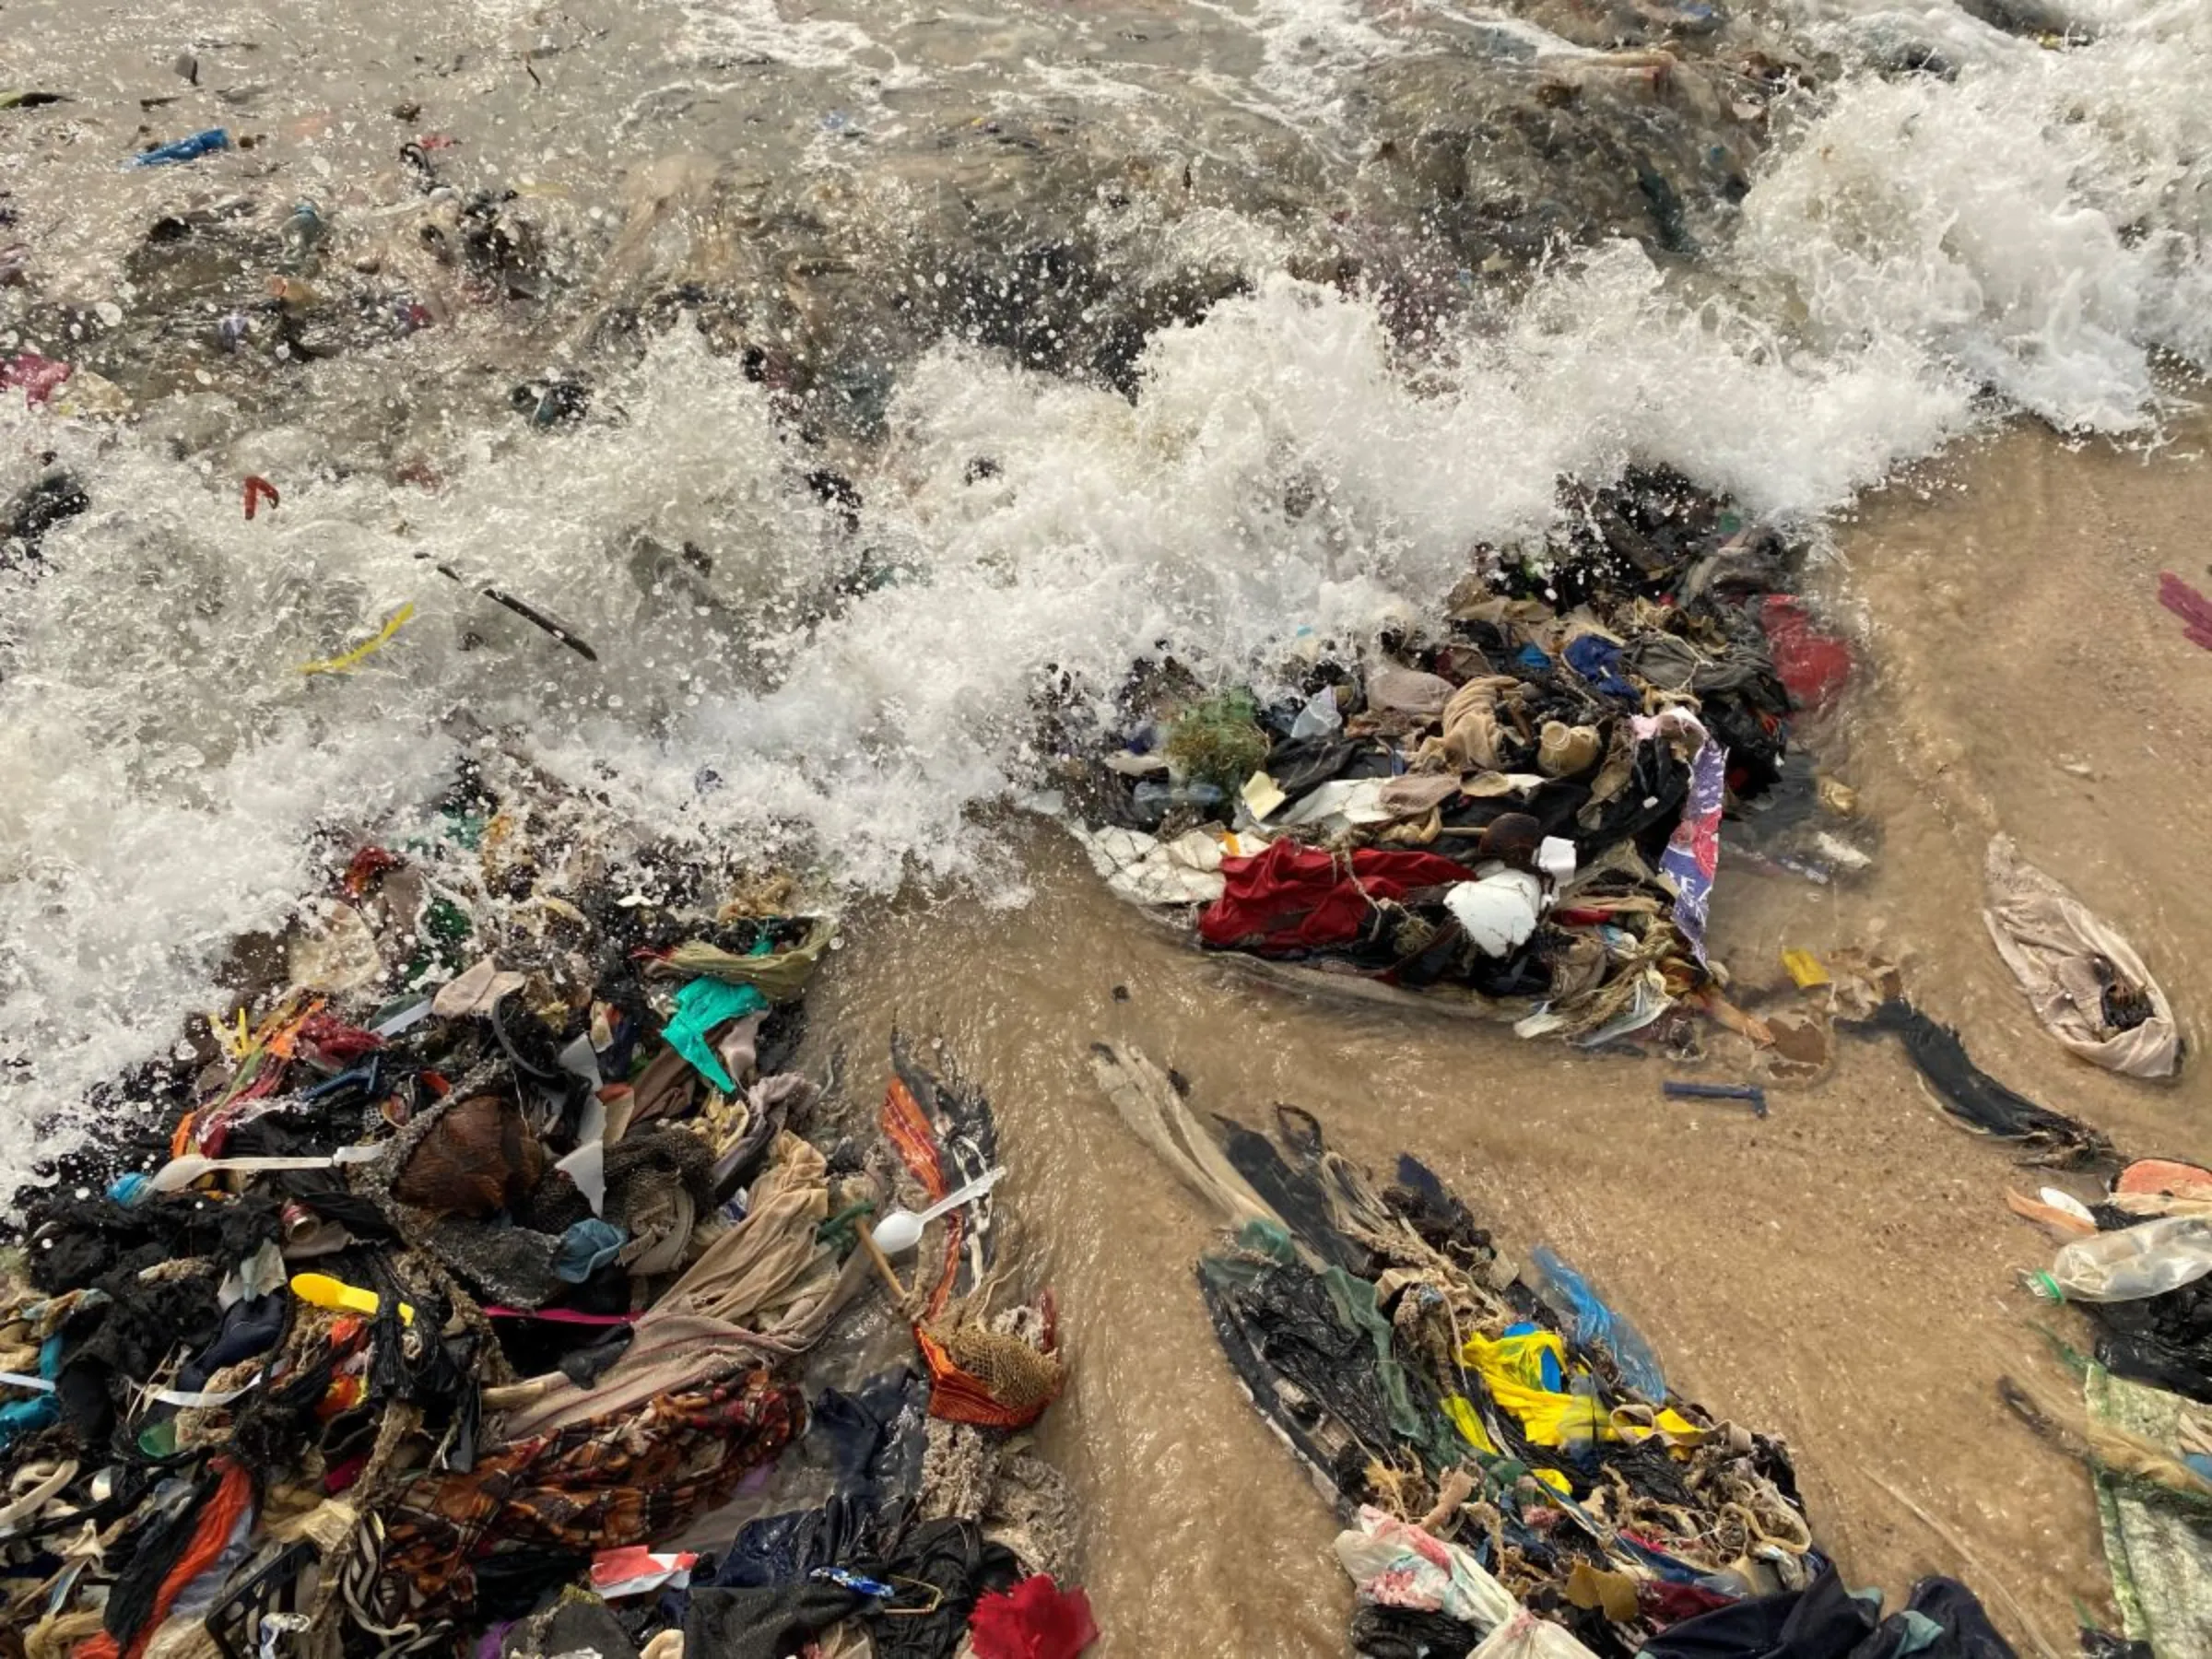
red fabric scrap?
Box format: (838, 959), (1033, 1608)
(243, 475), (281, 521)
(342, 843), (402, 898)
(969, 1575), (1100, 1659)
(1758, 595), (1851, 713)
(297, 1012), (384, 1065)
(1199, 840), (1468, 954)
(2158, 572), (2212, 651)
(2, 351), (72, 406)
(1638, 1578), (1740, 1628)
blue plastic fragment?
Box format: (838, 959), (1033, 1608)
(1526, 1244), (1669, 1405)
(125, 129), (230, 169)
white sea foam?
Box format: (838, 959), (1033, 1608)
(1742, 0), (2212, 429)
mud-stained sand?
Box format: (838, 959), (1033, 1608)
(798, 418), (2212, 1657)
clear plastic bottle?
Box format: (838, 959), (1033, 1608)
(2036, 1218), (2212, 1303)
(1288, 685), (1342, 739)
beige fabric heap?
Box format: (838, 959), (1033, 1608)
(645, 919), (837, 1002)
(657, 1132), (869, 1350)
(1088, 1041), (1283, 1232)
(489, 1308), (775, 1441)
(1423, 676), (1522, 771)
(1536, 722), (1601, 778)
(1377, 772), (1463, 818)
(1983, 835), (2179, 1079)
(1365, 665), (1456, 719)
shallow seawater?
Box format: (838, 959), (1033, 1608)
(4, 0), (2212, 1650)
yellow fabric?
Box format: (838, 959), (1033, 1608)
(1442, 1394), (1498, 1455)
(1462, 1330), (1610, 1448)
(1460, 1329), (1708, 1452)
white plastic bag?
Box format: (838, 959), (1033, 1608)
(1331, 1507), (1516, 1631)
(1470, 1610), (1603, 1659)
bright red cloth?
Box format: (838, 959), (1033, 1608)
(1759, 595), (1851, 714)
(1199, 840), (1467, 953)
(969, 1575), (1100, 1659)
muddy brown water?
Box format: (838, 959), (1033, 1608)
(798, 418), (2212, 1657)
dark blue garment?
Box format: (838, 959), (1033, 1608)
(177, 1294), (287, 1393)
(695, 1368), (927, 1606)
(1564, 633), (1637, 700)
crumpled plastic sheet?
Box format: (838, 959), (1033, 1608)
(1332, 1506), (1517, 1633)
(1983, 834), (2178, 1078)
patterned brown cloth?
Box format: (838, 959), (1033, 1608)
(377, 1363), (803, 1612)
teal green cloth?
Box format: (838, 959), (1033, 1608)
(664, 968), (768, 1093)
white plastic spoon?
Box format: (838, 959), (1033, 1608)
(147, 1144), (382, 1194)
(871, 1166), (1007, 1254)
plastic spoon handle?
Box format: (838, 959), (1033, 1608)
(153, 1154), (335, 1193)
(911, 1166), (1007, 1227)
(290, 1272), (414, 1325)
(871, 1167), (1009, 1252)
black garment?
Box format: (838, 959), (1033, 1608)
(1636, 1565), (1880, 1659)
(1349, 1604), (1482, 1658)
(712, 1499), (875, 1591)
(1198, 1250), (1416, 1502)
(2079, 1269), (2212, 1403)
(1640, 1566), (2020, 1659)
(2095, 1327), (2212, 1405)
(860, 1519), (1021, 1659)
(1383, 1155), (1494, 1266)
(705, 1370), (925, 1594)
(1850, 1578), (2018, 1659)
(1212, 1113), (1369, 1274)
(105, 1471), (224, 1649)
(1841, 1001), (2116, 1169)
(1583, 739), (1693, 861)
(24, 1190), (282, 1295)
(555, 1324), (635, 1389)
(504, 1593), (641, 1659)
(683, 1583), (863, 1659)
(266, 1179), (397, 1240)
(475, 1549), (594, 1625)
(812, 1368), (924, 1493)
(57, 1269), (225, 1443)
(178, 1293), (288, 1392)
(1263, 735), (1371, 804)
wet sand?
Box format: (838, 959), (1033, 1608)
(802, 414), (2212, 1657)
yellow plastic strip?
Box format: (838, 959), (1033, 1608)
(1781, 948), (1830, 990)
(300, 603), (415, 675)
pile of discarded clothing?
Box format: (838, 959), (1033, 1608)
(0, 765), (1088, 1659)
(1090, 1041), (2025, 1659)
(1068, 472), (1863, 1051)
(2001, 1155), (2212, 1658)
